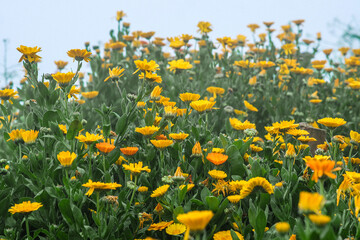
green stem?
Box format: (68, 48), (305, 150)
(96, 191), (100, 213)
(348, 144), (354, 170)
(128, 176), (138, 209)
(26, 216), (31, 240)
(88, 146), (93, 179)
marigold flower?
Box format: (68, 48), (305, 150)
(139, 71), (162, 83)
(17, 45), (41, 63)
(208, 169), (227, 180)
(21, 130), (39, 144)
(229, 118), (256, 130)
(239, 177), (274, 199)
(138, 186), (148, 192)
(275, 222), (290, 233)
(244, 100), (258, 112)
(213, 230), (244, 240)
(177, 210), (213, 231)
(206, 86), (225, 98)
(298, 192), (324, 213)
(307, 159), (338, 182)
(168, 59), (193, 73)
(0, 89), (18, 104)
(51, 72), (75, 88)
(308, 214), (331, 226)
(179, 184), (195, 192)
(96, 142), (116, 153)
(116, 10), (126, 21)
(67, 49), (92, 62)
(190, 100), (216, 113)
(104, 67), (125, 82)
(76, 132), (104, 144)
(120, 147), (139, 156)
(82, 179), (122, 196)
(57, 151), (77, 167)
(197, 21), (212, 34)
(150, 86), (162, 101)
(297, 136), (317, 142)
(166, 223), (187, 235)
(227, 195), (242, 204)
(123, 161), (151, 176)
(206, 153), (228, 165)
(81, 91), (99, 99)
(150, 139), (173, 149)
(8, 201), (43, 214)
(169, 132), (189, 141)
(285, 143), (296, 157)
(151, 184), (170, 197)
(54, 60), (68, 70)
(133, 59), (159, 74)
(191, 142), (202, 157)
(7, 129), (25, 143)
(282, 43), (296, 55)
(135, 125), (159, 136)
(247, 24), (260, 33)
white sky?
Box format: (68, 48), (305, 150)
(1, 0), (359, 87)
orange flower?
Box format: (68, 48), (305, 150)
(96, 142), (116, 153)
(120, 147), (139, 156)
(307, 160), (339, 182)
(206, 153), (228, 165)
(67, 49), (92, 62)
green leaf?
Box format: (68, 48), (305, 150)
(230, 229), (241, 240)
(58, 199), (74, 226)
(37, 82), (49, 98)
(255, 210), (266, 240)
(206, 196), (219, 211)
(178, 185), (188, 204)
(66, 120), (82, 140)
(0, 104), (8, 116)
(43, 110), (60, 127)
(201, 187), (211, 203)
(26, 112), (34, 128)
(144, 110), (154, 126)
(115, 114), (127, 136)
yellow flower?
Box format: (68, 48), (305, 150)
(138, 186), (148, 192)
(298, 192), (324, 213)
(139, 71), (162, 83)
(308, 214), (331, 226)
(177, 210), (213, 232)
(169, 132), (189, 141)
(285, 143), (296, 157)
(75, 132), (104, 144)
(282, 43), (296, 55)
(206, 153), (228, 165)
(133, 59), (159, 74)
(247, 24), (260, 33)
(81, 91), (99, 99)
(95, 142), (116, 154)
(21, 130), (39, 144)
(213, 230), (244, 240)
(82, 179), (122, 196)
(208, 170), (227, 179)
(265, 120), (299, 134)
(190, 100), (216, 113)
(135, 125), (159, 136)
(317, 117), (346, 128)
(8, 201), (43, 214)
(229, 118), (256, 130)
(54, 60), (68, 70)
(7, 129), (25, 143)
(104, 67), (125, 82)
(52, 72), (75, 88)
(116, 10), (126, 21)
(150, 86), (162, 101)
(197, 21), (212, 34)
(227, 195), (242, 203)
(206, 86), (225, 98)
(0, 89), (18, 104)
(244, 100), (258, 112)
(275, 222), (290, 233)
(239, 177), (274, 199)
(123, 161), (151, 176)
(67, 49), (92, 62)
(57, 151), (77, 167)
(168, 59), (193, 73)
(286, 128), (309, 136)
(297, 136), (317, 142)
(151, 185), (170, 198)
(68, 86), (80, 99)
(179, 184), (195, 192)
(166, 223), (187, 235)
(350, 130), (360, 145)
(17, 45), (41, 63)
(148, 221), (174, 231)
(179, 93), (200, 102)
(169, 37), (185, 50)
(191, 142), (202, 157)
(150, 139), (173, 149)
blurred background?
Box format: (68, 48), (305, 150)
(1, 0), (359, 87)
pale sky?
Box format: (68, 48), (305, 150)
(1, 0), (359, 87)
